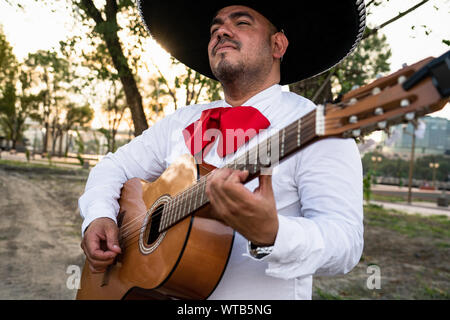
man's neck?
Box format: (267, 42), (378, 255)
(222, 79), (279, 107)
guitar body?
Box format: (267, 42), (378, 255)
(76, 154), (234, 300)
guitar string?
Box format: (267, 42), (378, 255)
(117, 112), (319, 237)
(117, 115), (343, 243)
(117, 119), (336, 248)
(117, 113), (341, 242)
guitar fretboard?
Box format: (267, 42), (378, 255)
(158, 109), (320, 232)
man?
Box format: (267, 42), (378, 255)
(79, 1), (366, 299)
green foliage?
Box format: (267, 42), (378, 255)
(362, 152), (449, 182)
(0, 27), (18, 85)
(334, 32), (392, 96)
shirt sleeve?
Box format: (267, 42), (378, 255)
(78, 116), (171, 237)
(261, 137), (364, 279)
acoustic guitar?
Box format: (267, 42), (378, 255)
(76, 51), (449, 300)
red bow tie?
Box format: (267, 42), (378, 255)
(182, 106), (270, 159)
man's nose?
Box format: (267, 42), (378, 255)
(215, 23), (234, 40)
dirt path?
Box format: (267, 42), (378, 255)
(0, 167), (86, 299)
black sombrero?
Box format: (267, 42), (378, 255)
(137, 0), (366, 85)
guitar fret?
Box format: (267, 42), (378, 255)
(193, 184), (198, 211)
(200, 180), (205, 206)
(297, 119), (301, 146)
(280, 128), (286, 157)
(186, 190), (190, 215)
(171, 196), (177, 226)
(178, 192), (185, 222)
(175, 194), (182, 225)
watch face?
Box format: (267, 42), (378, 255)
(248, 241), (274, 259)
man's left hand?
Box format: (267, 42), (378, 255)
(205, 168), (278, 246)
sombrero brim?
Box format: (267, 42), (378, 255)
(137, 1), (366, 85)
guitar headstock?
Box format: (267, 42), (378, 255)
(320, 51), (449, 138)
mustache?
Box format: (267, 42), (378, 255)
(213, 39), (241, 55)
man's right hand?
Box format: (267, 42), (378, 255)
(81, 217), (122, 273)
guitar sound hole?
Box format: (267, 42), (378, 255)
(146, 205), (164, 245)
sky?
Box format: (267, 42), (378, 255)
(0, 0), (449, 123)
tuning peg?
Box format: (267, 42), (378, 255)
(377, 121), (387, 129)
(349, 98), (358, 105)
(398, 75), (407, 84)
(374, 107), (383, 116)
(352, 129), (361, 137)
(351, 85), (360, 91)
(405, 112), (415, 121)
(372, 87), (381, 95)
(401, 99), (410, 107)
(376, 74), (383, 79)
(349, 115), (358, 124)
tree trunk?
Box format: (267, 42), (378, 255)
(58, 130), (64, 157)
(80, 0), (148, 136)
(43, 122), (49, 154)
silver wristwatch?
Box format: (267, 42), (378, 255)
(248, 241), (274, 259)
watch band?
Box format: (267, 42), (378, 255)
(248, 241), (274, 259)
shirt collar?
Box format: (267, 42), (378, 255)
(222, 84), (283, 114)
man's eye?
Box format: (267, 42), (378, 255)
(237, 21), (249, 25)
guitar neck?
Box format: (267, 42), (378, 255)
(158, 109), (320, 232)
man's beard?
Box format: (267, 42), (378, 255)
(211, 57), (247, 84)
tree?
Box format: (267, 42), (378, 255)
(0, 26), (17, 87)
(98, 80), (127, 153)
(152, 58), (223, 111)
(0, 30), (40, 149)
(24, 50), (74, 155)
(61, 103), (94, 157)
(289, 30), (392, 104)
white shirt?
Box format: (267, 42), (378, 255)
(78, 84), (364, 300)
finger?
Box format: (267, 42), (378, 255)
(257, 174), (274, 195)
(105, 225), (122, 254)
(84, 234), (117, 261)
(210, 168), (232, 182)
(89, 263), (107, 274)
(226, 169), (249, 184)
(86, 256), (114, 270)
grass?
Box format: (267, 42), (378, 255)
(314, 288), (344, 300)
(364, 204), (450, 239)
(371, 194), (406, 203)
(0, 159), (88, 175)
(369, 194), (437, 204)
(419, 286), (450, 299)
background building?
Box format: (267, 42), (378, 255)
(382, 116), (450, 159)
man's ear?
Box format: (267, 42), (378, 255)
(272, 31), (289, 60)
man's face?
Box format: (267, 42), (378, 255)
(208, 5), (276, 83)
